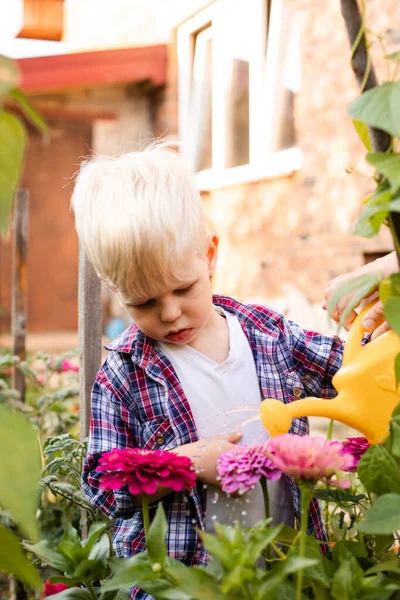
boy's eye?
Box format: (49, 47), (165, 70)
(135, 298), (155, 308)
(175, 283), (194, 295)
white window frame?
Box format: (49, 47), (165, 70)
(177, 0), (302, 191)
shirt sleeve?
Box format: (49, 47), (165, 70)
(82, 375), (139, 519)
(284, 319), (344, 399)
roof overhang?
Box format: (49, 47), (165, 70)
(16, 44), (167, 94)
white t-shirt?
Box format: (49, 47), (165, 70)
(158, 308), (294, 531)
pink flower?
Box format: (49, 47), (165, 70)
(341, 436), (370, 472)
(61, 359), (79, 373)
(97, 448), (196, 495)
(43, 581), (69, 597)
(217, 443), (281, 494)
(267, 434), (353, 485)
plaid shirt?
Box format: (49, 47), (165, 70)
(82, 295), (343, 600)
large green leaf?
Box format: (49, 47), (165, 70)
(9, 88), (48, 133)
(357, 444), (400, 495)
(357, 493), (400, 534)
(366, 153), (400, 194)
(23, 539), (73, 572)
(349, 81), (400, 138)
(0, 525), (42, 590)
(0, 405), (41, 540)
(0, 55), (20, 99)
(0, 111), (26, 231)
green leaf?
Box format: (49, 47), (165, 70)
(257, 555), (319, 596)
(366, 153), (400, 194)
(220, 564), (254, 595)
(0, 525), (42, 589)
(81, 522), (108, 556)
(57, 521), (82, 567)
(357, 444), (400, 495)
(357, 493), (400, 534)
(88, 533), (110, 562)
(103, 555), (156, 591)
(8, 88), (48, 133)
(0, 405), (41, 540)
(0, 55), (20, 98)
(23, 539), (72, 572)
(315, 488), (366, 504)
(395, 354), (400, 391)
(0, 111), (26, 231)
(164, 560), (224, 600)
(349, 81), (400, 138)
(366, 559), (400, 576)
(353, 119), (372, 151)
(326, 274), (381, 330)
(385, 297), (400, 337)
(331, 560), (362, 599)
(72, 558), (107, 582)
(146, 502), (167, 567)
(43, 589), (92, 600)
(389, 412), (400, 458)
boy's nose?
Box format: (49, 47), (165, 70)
(160, 301), (182, 323)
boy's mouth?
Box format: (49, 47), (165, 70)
(165, 328), (192, 342)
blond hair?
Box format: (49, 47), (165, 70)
(71, 142), (207, 302)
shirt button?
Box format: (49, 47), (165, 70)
(155, 434), (165, 446)
(293, 387), (302, 398)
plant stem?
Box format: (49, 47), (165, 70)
(326, 420), (334, 441)
(142, 493), (150, 540)
(260, 476), (270, 520)
(296, 484), (314, 600)
(85, 581), (98, 600)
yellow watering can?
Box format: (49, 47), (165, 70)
(260, 303), (400, 444)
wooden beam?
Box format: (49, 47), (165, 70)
(78, 245), (102, 442)
(17, 45), (167, 94)
(11, 189), (29, 403)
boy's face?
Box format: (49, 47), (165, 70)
(120, 235), (218, 346)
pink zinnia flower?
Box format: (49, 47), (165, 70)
(217, 443), (281, 494)
(341, 436), (370, 472)
(267, 434), (353, 485)
(42, 581), (69, 597)
(97, 448), (196, 495)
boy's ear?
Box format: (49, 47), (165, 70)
(206, 233), (219, 275)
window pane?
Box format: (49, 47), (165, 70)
(223, 0), (251, 169)
(191, 28), (212, 172)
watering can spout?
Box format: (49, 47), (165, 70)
(260, 302), (400, 445)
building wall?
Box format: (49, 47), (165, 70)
(153, 0), (397, 309)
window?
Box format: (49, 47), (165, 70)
(177, 0), (301, 190)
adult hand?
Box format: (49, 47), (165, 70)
(323, 252), (397, 340)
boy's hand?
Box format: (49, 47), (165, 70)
(176, 431), (242, 486)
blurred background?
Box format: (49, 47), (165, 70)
(0, 0), (398, 352)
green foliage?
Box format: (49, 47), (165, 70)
(349, 81), (400, 138)
(0, 403), (41, 541)
(0, 54), (47, 231)
(357, 494), (400, 535)
(366, 153), (400, 194)
(0, 524), (42, 589)
(0, 110), (26, 231)
(357, 444), (400, 495)
(353, 119), (372, 151)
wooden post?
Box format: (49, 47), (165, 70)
(11, 189), (29, 402)
(78, 245), (102, 442)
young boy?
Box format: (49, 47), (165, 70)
(73, 143), (343, 600)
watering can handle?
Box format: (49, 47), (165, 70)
(342, 300), (377, 365)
